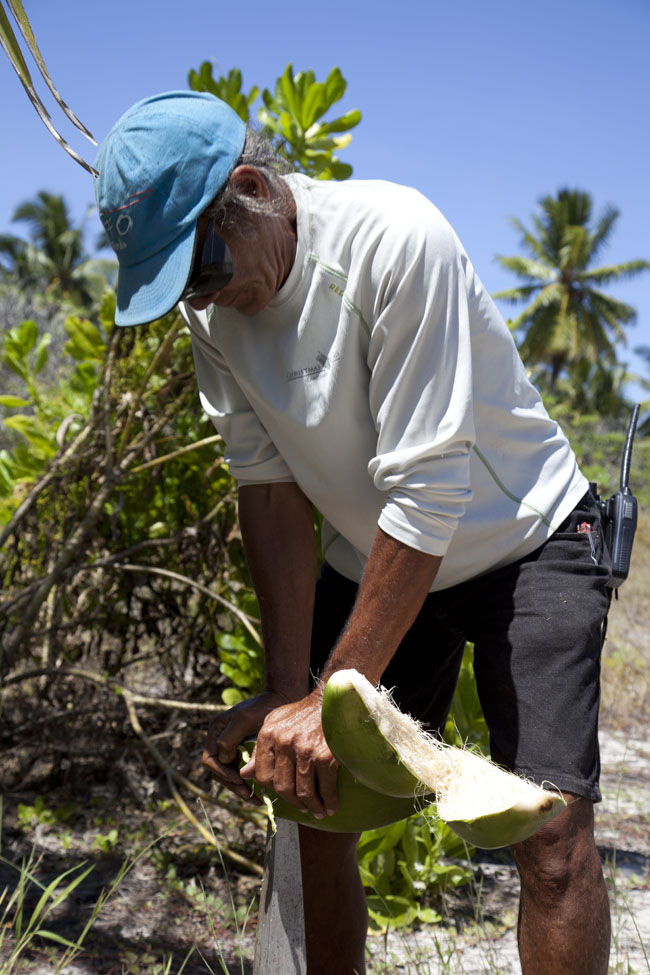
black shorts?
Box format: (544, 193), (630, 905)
(310, 492), (612, 802)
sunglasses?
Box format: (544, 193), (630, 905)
(181, 215), (234, 301)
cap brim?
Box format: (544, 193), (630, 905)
(114, 221), (197, 326)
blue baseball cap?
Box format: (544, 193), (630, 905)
(94, 91), (246, 326)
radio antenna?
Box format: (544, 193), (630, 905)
(620, 404), (640, 492)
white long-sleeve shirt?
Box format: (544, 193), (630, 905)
(180, 173), (587, 591)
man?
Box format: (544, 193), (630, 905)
(96, 91), (612, 974)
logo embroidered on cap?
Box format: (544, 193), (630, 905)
(100, 188), (155, 252)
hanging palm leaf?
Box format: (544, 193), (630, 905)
(0, 0), (98, 176)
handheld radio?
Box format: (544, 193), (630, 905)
(591, 404), (640, 589)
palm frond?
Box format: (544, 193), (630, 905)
(589, 204), (619, 261)
(6, 0), (96, 143)
(517, 303), (567, 364)
(529, 213), (556, 262)
(0, 232), (26, 256)
(586, 289), (636, 332)
(508, 217), (550, 263)
(494, 255), (555, 282)
(0, 0), (98, 176)
(581, 260), (650, 286)
(508, 283), (563, 331)
(491, 283), (544, 304)
(558, 225), (589, 272)
(0, 0), (28, 78)
(543, 189), (592, 230)
(574, 303), (618, 361)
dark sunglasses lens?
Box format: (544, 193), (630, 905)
(183, 225), (233, 301)
(184, 263), (233, 300)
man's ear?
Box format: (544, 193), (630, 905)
(229, 165), (270, 200)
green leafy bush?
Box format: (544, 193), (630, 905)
(547, 401), (650, 508)
(188, 61), (361, 180)
(357, 814), (473, 933)
(216, 604), (264, 706)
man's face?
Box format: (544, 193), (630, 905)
(185, 206), (296, 317)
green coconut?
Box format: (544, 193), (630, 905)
(240, 742), (432, 833)
(254, 765), (432, 833)
(321, 669), (566, 849)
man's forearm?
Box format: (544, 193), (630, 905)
(236, 518), (440, 818)
(238, 482), (318, 701)
(317, 527), (442, 689)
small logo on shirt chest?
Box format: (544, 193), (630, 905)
(287, 350), (342, 382)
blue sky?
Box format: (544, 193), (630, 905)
(2, 0), (649, 391)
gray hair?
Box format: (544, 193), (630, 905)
(208, 126), (293, 236)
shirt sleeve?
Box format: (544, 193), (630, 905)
(364, 203), (476, 556)
(186, 314), (295, 487)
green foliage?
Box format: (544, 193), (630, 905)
(0, 311), (110, 513)
(0, 309), (249, 680)
(188, 61), (361, 180)
(119, 949), (175, 975)
(216, 598), (264, 705)
(547, 401), (650, 508)
(2, 319), (48, 389)
(187, 64), (259, 122)
(259, 64), (361, 180)
(444, 644), (489, 753)
(357, 815), (472, 933)
(1, 320), (59, 494)
(17, 797), (75, 830)
(0, 848), (95, 974)
(94, 828), (119, 853)
(0, 833), (162, 974)
(157, 857), (250, 929)
(63, 314), (107, 363)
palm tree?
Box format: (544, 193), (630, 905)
(493, 189), (650, 392)
(0, 232), (47, 288)
(0, 191), (114, 309)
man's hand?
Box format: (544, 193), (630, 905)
(202, 690), (291, 804)
(240, 691), (339, 819)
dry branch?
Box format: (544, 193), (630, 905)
(1, 470), (123, 668)
(109, 563), (262, 645)
(117, 315), (185, 462)
(1, 665), (265, 835)
(128, 434), (223, 475)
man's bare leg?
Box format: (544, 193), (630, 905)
(512, 794), (610, 975)
(299, 826), (367, 975)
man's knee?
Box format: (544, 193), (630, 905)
(510, 794), (602, 899)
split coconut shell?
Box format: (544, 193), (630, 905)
(321, 669), (566, 849)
